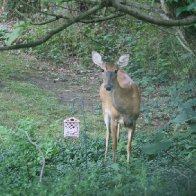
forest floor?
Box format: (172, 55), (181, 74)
(23, 54), (101, 112)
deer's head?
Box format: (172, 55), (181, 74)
(92, 51), (130, 91)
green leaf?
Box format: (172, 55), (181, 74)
(189, 123), (196, 133)
(111, 163), (120, 171)
(0, 125), (11, 136)
(181, 98), (196, 109)
(171, 98), (196, 124)
(142, 140), (172, 155)
(5, 22), (26, 46)
(176, 3), (196, 17)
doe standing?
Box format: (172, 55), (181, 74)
(92, 51), (141, 162)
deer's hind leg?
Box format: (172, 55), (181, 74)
(127, 123), (136, 162)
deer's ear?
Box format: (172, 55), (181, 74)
(117, 54), (130, 68)
(92, 51), (104, 69)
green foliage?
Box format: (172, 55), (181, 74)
(171, 98), (196, 125)
(5, 21), (29, 46)
(166, 0), (196, 17)
(0, 123), (41, 195)
(0, 26), (7, 40)
(176, 2), (196, 16)
(142, 138), (172, 155)
(1, 120), (195, 195)
(26, 15), (136, 65)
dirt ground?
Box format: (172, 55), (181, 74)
(25, 55), (102, 113)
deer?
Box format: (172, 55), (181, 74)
(92, 51), (141, 162)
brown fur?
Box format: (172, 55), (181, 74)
(100, 64), (140, 162)
(92, 51), (140, 162)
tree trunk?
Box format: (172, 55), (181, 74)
(160, 0), (196, 54)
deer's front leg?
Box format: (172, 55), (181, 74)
(117, 123), (121, 142)
(111, 119), (117, 162)
(105, 128), (110, 161)
(104, 112), (111, 161)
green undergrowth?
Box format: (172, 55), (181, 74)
(0, 52), (195, 195)
(0, 121), (195, 195)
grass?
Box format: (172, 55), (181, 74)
(0, 52), (195, 196)
(0, 52), (69, 136)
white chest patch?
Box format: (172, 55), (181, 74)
(104, 107), (111, 130)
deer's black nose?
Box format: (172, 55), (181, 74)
(105, 86), (112, 91)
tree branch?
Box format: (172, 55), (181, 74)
(39, 11), (70, 20)
(23, 131), (45, 183)
(31, 11), (71, 25)
(32, 18), (61, 26)
(175, 28), (196, 55)
(81, 12), (125, 23)
(112, 0), (196, 27)
(31, 13), (71, 26)
(125, 0), (162, 13)
(0, 4), (103, 51)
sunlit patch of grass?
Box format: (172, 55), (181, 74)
(0, 53), (69, 138)
(0, 83), (68, 137)
(0, 52), (28, 79)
